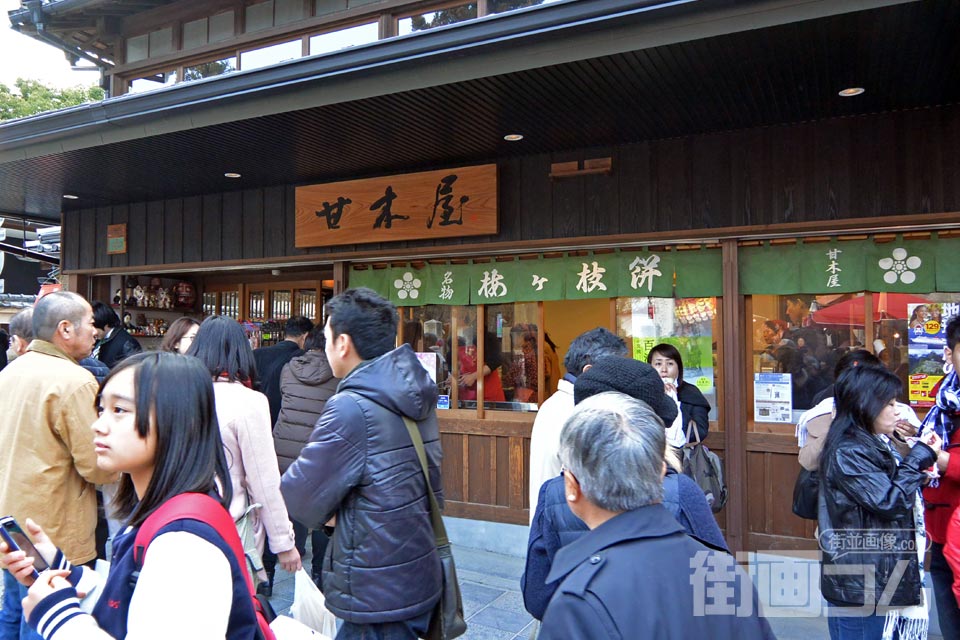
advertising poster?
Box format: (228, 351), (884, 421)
(908, 302), (959, 406)
(628, 297), (716, 400)
(754, 373), (793, 423)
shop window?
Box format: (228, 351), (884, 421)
(183, 57), (237, 82)
(240, 39), (302, 70)
(488, 0), (551, 14)
(749, 292), (959, 432)
(127, 70), (178, 94)
(399, 305), (454, 406)
(309, 22), (379, 55)
(397, 3), (478, 36)
(209, 11), (236, 43)
(245, 1), (275, 32)
(182, 17), (209, 49)
(616, 297), (720, 425)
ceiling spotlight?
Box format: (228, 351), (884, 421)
(224, 172), (242, 178)
(503, 134), (524, 142)
(838, 87), (865, 97)
(62, 194), (79, 200)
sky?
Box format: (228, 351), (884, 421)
(0, 0), (100, 89)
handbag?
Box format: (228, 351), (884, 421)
(792, 468), (819, 520)
(236, 500), (265, 588)
(401, 417), (467, 640)
(681, 422), (728, 513)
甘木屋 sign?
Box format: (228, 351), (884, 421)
(295, 164), (497, 248)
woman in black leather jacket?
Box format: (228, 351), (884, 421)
(819, 365), (941, 640)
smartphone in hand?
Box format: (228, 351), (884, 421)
(0, 516), (50, 579)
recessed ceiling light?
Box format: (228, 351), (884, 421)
(224, 172), (242, 178)
(503, 134), (524, 142)
(62, 194), (79, 200)
(838, 87), (865, 97)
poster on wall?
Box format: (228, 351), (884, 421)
(754, 373), (793, 422)
(908, 302), (960, 406)
(626, 297), (716, 418)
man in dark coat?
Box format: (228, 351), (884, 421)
(539, 392), (774, 640)
(253, 315), (314, 427)
(273, 325), (338, 587)
(91, 301), (141, 368)
(281, 288), (442, 639)
(253, 314), (313, 593)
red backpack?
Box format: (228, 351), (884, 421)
(133, 493), (277, 640)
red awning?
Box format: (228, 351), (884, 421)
(812, 293), (929, 325)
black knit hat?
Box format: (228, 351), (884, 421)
(573, 356), (679, 426)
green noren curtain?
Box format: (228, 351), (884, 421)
(564, 254), (621, 300)
(866, 239), (935, 293)
(513, 257), (566, 302)
(797, 240), (866, 294)
(738, 244), (800, 294)
(619, 250), (674, 298)
(936, 237), (960, 292)
(674, 248), (722, 298)
(422, 264), (470, 305)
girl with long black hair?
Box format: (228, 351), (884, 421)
(819, 365), (941, 640)
(0, 351), (262, 638)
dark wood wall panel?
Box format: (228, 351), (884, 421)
(242, 190), (263, 260)
(467, 434), (493, 505)
(201, 194), (222, 262)
(222, 192), (243, 261)
(65, 105), (960, 271)
(440, 433), (464, 503)
(63, 207), (81, 270)
(182, 197), (202, 263)
(126, 202), (147, 266)
(78, 209), (96, 271)
(94, 207), (111, 269)
(145, 201), (164, 265)
(163, 199), (183, 264)
(263, 186), (286, 258)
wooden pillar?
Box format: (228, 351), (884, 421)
(333, 261), (347, 295)
(720, 239), (748, 554)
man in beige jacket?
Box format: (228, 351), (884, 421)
(0, 291), (118, 638)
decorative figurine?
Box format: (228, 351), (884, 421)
(113, 289), (122, 305)
(123, 311), (136, 331)
(157, 287), (171, 309)
(133, 285), (145, 307)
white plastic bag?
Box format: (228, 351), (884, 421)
(270, 615), (331, 640)
(290, 568), (338, 638)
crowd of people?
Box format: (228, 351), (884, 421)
(2, 286), (960, 640)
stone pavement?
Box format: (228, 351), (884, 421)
(264, 543), (944, 640)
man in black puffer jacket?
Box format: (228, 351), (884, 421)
(273, 325), (339, 587)
(281, 288), (442, 639)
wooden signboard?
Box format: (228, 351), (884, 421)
(107, 223), (127, 255)
(295, 164), (497, 248)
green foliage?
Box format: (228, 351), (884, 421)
(409, 0), (544, 31)
(0, 78), (105, 121)
(183, 59), (237, 82)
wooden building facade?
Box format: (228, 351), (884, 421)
(3, 0), (960, 554)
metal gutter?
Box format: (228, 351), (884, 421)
(0, 0), (918, 161)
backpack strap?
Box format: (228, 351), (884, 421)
(131, 493), (276, 640)
(133, 493), (255, 595)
